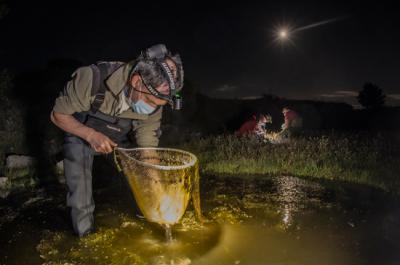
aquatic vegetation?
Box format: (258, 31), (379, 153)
(36, 211), (221, 265)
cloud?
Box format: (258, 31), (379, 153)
(214, 84), (237, 93)
(335, 90), (358, 96)
(387, 94), (400, 100)
(317, 89), (360, 108)
(238, 96), (263, 100)
(319, 94), (343, 98)
(319, 90), (358, 98)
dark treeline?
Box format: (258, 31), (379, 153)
(164, 92), (400, 136)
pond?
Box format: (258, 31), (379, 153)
(0, 173), (400, 265)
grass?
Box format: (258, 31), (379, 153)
(176, 132), (400, 193)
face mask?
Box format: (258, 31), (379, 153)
(131, 100), (156, 115)
(125, 86), (156, 115)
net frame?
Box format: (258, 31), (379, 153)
(115, 147), (197, 170)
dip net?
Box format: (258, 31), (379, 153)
(113, 147), (202, 226)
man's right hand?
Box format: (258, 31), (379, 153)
(85, 129), (117, 153)
(50, 111), (117, 153)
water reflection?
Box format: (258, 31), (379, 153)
(275, 176), (325, 229)
(282, 204), (292, 227)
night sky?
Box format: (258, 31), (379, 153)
(1, 1), (399, 107)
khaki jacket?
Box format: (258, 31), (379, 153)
(52, 62), (162, 147)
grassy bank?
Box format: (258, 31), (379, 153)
(177, 132), (400, 193)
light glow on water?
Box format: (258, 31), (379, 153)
(159, 194), (185, 224)
(3, 175), (400, 265)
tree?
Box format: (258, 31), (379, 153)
(357, 82), (386, 110)
(0, 0), (8, 19)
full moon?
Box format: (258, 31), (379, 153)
(279, 29), (288, 39)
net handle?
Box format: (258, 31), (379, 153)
(113, 148), (123, 172)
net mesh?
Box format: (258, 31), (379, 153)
(114, 147), (202, 225)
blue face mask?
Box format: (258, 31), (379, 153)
(131, 100), (156, 115)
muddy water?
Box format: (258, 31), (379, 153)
(1, 175), (400, 265)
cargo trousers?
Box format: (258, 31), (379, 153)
(63, 111), (133, 237)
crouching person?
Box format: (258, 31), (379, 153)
(50, 44), (184, 237)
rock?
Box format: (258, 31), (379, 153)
(56, 160), (65, 184)
(0, 177), (8, 187)
(0, 177), (10, 198)
(56, 160), (64, 172)
(6, 155), (36, 169)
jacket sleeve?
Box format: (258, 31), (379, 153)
(134, 107), (163, 147)
(52, 66), (93, 114)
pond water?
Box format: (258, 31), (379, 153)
(1, 174), (400, 265)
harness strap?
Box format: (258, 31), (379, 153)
(89, 61), (124, 113)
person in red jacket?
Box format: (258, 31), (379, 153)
(236, 113), (272, 138)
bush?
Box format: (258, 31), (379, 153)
(0, 70), (28, 174)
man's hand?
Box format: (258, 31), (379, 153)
(85, 129), (117, 153)
(50, 111), (117, 154)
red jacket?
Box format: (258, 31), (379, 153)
(236, 115), (259, 136)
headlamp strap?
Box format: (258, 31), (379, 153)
(141, 78), (173, 105)
(159, 61), (176, 93)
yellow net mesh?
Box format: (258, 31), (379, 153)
(114, 147), (202, 226)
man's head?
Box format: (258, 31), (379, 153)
(127, 44), (183, 113)
(257, 114), (272, 124)
(282, 107), (290, 114)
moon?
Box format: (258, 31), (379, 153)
(279, 29), (289, 39)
